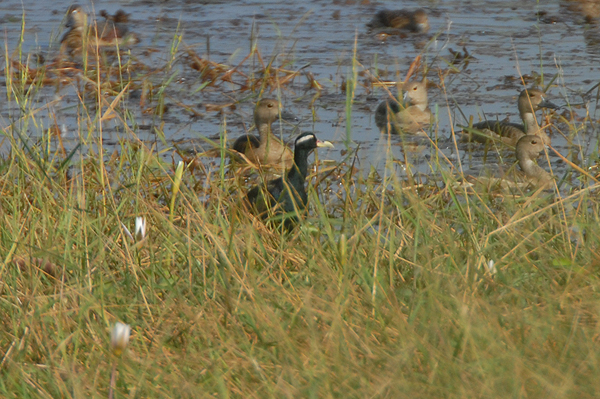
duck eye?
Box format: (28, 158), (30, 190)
(267, 103), (274, 108)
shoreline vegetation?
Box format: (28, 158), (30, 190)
(1, 5), (600, 398)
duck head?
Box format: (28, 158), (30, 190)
(518, 88), (559, 116)
(65, 5), (88, 29)
(254, 98), (298, 127)
(402, 81), (428, 110)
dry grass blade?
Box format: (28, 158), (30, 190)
(101, 82), (130, 122)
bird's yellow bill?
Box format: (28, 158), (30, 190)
(316, 140), (334, 148)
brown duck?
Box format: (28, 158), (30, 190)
(462, 88), (559, 146)
(461, 134), (554, 191)
(60, 5), (139, 55)
(232, 98), (296, 169)
(515, 134), (553, 189)
(367, 9), (430, 33)
(375, 81), (431, 135)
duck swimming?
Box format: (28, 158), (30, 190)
(232, 98), (297, 169)
(515, 134), (553, 189)
(462, 88), (559, 146)
(375, 81), (431, 135)
(367, 9), (430, 33)
(60, 5), (139, 55)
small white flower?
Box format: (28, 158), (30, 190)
(135, 217), (146, 242)
(110, 322), (131, 356)
(486, 259), (497, 276)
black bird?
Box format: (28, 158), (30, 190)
(246, 132), (334, 229)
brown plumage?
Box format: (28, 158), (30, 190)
(232, 98), (295, 169)
(515, 135), (553, 189)
(375, 81), (431, 135)
(367, 9), (430, 33)
(60, 5), (139, 55)
(458, 135), (554, 191)
(100, 9), (131, 24)
(462, 88), (559, 146)
(564, 0), (600, 21)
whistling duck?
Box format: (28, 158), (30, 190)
(60, 5), (139, 55)
(232, 98), (297, 169)
(367, 9), (430, 33)
(462, 88), (559, 146)
(515, 134), (554, 189)
(375, 81), (431, 135)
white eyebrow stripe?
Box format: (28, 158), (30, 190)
(296, 135), (315, 145)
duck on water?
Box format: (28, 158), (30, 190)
(461, 88), (559, 146)
(60, 5), (139, 55)
(375, 80), (432, 135)
(232, 98), (298, 170)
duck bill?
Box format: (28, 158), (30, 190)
(539, 99), (560, 110)
(280, 110), (299, 123)
(316, 140), (334, 148)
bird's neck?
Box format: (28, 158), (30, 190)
(519, 157), (552, 186)
(287, 149), (310, 183)
(518, 156), (544, 178)
(521, 112), (538, 133)
(256, 121), (272, 140)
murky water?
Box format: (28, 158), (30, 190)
(1, 0), (599, 184)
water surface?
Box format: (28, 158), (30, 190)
(1, 0), (598, 184)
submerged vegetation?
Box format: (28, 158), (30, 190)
(1, 3), (600, 398)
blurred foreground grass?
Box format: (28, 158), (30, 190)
(2, 117), (600, 398)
